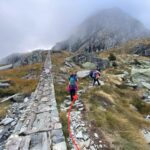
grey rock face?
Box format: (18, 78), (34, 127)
(0, 64), (13, 71)
(0, 50), (48, 68)
(53, 8), (150, 52)
(131, 67), (150, 85)
(72, 53), (109, 70)
(132, 43), (150, 56)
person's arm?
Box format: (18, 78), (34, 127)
(67, 84), (70, 92)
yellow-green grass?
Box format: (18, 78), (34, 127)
(0, 63), (42, 79)
(0, 63), (43, 96)
(0, 63), (43, 118)
(80, 81), (150, 150)
(52, 50), (150, 150)
(0, 78), (38, 96)
(0, 101), (12, 119)
(52, 51), (74, 149)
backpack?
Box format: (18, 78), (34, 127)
(69, 77), (76, 86)
(89, 71), (93, 78)
(96, 72), (100, 79)
(92, 71), (97, 78)
(70, 84), (77, 90)
(93, 71), (100, 79)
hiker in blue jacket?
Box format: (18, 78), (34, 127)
(69, 73), (78, 83)
(67, 73), (78, 101)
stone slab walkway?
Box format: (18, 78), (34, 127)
(5, 53), (67, 150)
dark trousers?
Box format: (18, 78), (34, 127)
(93, 78), (100, 86)
(70, 89), (76, 101)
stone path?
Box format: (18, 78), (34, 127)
(5, 53), (67, 150)
(61, 90), (110, 150)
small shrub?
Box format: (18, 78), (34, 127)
(108, 53), (116, 61)
(133, 59), (141, 65)
(131, 97), (150, 114)
(0, 101), (11, 119)
(112, 61), (118, 67)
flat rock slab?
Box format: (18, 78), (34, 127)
(53, 142), (67, 150)
(32, 112), (51, 130)
(77, 70), (90, 78)
(142, 130), (150, 144)
(142, 82), (150, 90)
(1, 118), (14, 125)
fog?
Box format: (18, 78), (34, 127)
(0, 0), (150, 58)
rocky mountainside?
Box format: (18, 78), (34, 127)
(100, 38), (150, 56)
(53, 8), (150, 52)
(0, 50), (48, 67)
(51, 51), (150, 150)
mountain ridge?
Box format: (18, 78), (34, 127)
(0, 50), (48, 67)
(53, 8), (150, 52)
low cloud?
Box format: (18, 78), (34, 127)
(0, 0), (150, 58)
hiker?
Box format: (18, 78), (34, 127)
(92, 70), (101, 86)
(69, 73), (78, 83)
(89, 70), (94, 79)
(96, 65), (101, 72)
(67, 73), (78, 101)
(67, 81), (78, 101)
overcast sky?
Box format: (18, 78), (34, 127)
(0, 0), (150, 58)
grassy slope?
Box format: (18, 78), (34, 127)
(81, 80), (150, 150)
(0, 63), (43, 118)
(52, 49), (150, 150)
(51, 51), (73, 149)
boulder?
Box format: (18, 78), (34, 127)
(0, 83), (10, 88)
(53, 142), (67, 150)
(12, 93), (25, 103)
(142, 129), (150, 144)
(140, 61), (150, 68)
(24, 97), (29, 103)
(131, 68), (150, 85)
(82, 62), (96, 69)
(142, 82), (150, 90)
(60, 67), (67, 73)
(64, 61), (72, 68)
(0, 80), (11, 84)
(77, 70), (90, 78)
(0, 64), (13, 71)
(1, 118), (14, 125)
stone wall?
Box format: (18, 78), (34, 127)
(5, 52), (67, 150)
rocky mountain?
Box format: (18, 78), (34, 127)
(0, 50), (48, 67)
(99, 38), (150, 56)
(53, 8), (150, 52)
